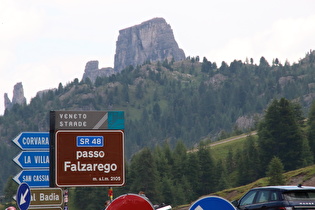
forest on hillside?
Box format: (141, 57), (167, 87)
(4, 98), (315, 209)
(72, 98), (315, 209)
(0, 50), (315, 206)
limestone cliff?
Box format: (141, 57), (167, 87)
(4, 93), (12, 110)
(82, 61), (117, 83)
(4, 82), (26, 110)
(114, 17), (185, 72)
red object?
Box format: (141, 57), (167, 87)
(108, 188), (113, 197)
(106, 194), (154, 210)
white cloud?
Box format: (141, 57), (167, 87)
(0, 1), (44, 42)
(255, 14), (315, 64)
(204, 13), (315, 65)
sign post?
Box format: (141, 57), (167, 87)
(50, 111), (125, 187)
(12, 132), (63, 209)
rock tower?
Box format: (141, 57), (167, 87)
(114, 17), (185, 72)
(4, 82), (26, 111)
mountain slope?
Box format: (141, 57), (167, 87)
(0, 51), (315, 194)
(175, 164), (315, 210)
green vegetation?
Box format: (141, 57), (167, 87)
(1, 51), (315, 208)
(267, 156), (285, 185)
(214, 164), (315, 202)
(208, 133), (253, 160)
(70, 98), (315, 209)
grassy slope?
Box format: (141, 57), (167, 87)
(209, 133), (254, 160)
(213, 164), (315, 201)
(174, 132), (315, 209)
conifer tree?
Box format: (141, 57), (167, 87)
(154, 146), (171, 179)
(160, 177), (174, 205)
(245, 135), (261, 179)
(215, 159), (230, 191)
(266, 156), (285, 185)
(185, 152), (200, 200)
(197, 143), (215, 195)
(173, 177), (187, 206)
(172, 140), (187, 181)
(258, 98), (308, 171)
(3, 177), (17, 204)
(308, 101), (315, 161)
(226, 148), (236, 174)
(129, 148), (159, 203)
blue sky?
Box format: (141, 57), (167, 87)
(1, 0), (315, 114)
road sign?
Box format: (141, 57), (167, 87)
(17, 183), (31, 210)
(106, 194), (155, 210)
(13, 132), (49, 150)
(30, 188), (63, 207)
(53, 130), (124, 187)
(76, 136), (104, 147)
(50, 110), (124, 130)
(13, 170), (49, 188)
(189, 196), (236, 210)
(13, 151), (49, 169)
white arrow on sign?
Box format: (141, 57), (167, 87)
(195, 205), (203, 210)
(20, 188), (29, 205)
(13, 151), (50, 169)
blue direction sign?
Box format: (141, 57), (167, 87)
(16, 183), (31, 210)
(13, 151), (49, 169)
(189, 196), (236, 210)
(13, 132), (49, 150)
(13, 170), (49, 188)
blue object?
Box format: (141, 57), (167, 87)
(13, 151), (50, 169)
(76, 136), (104, 147)
(13, 170), (50, 188)
(108, 111), (124, 129)
(12, 132), (50, 150)
(189, 196), (236, 210)
(16, 183), (31, 210)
